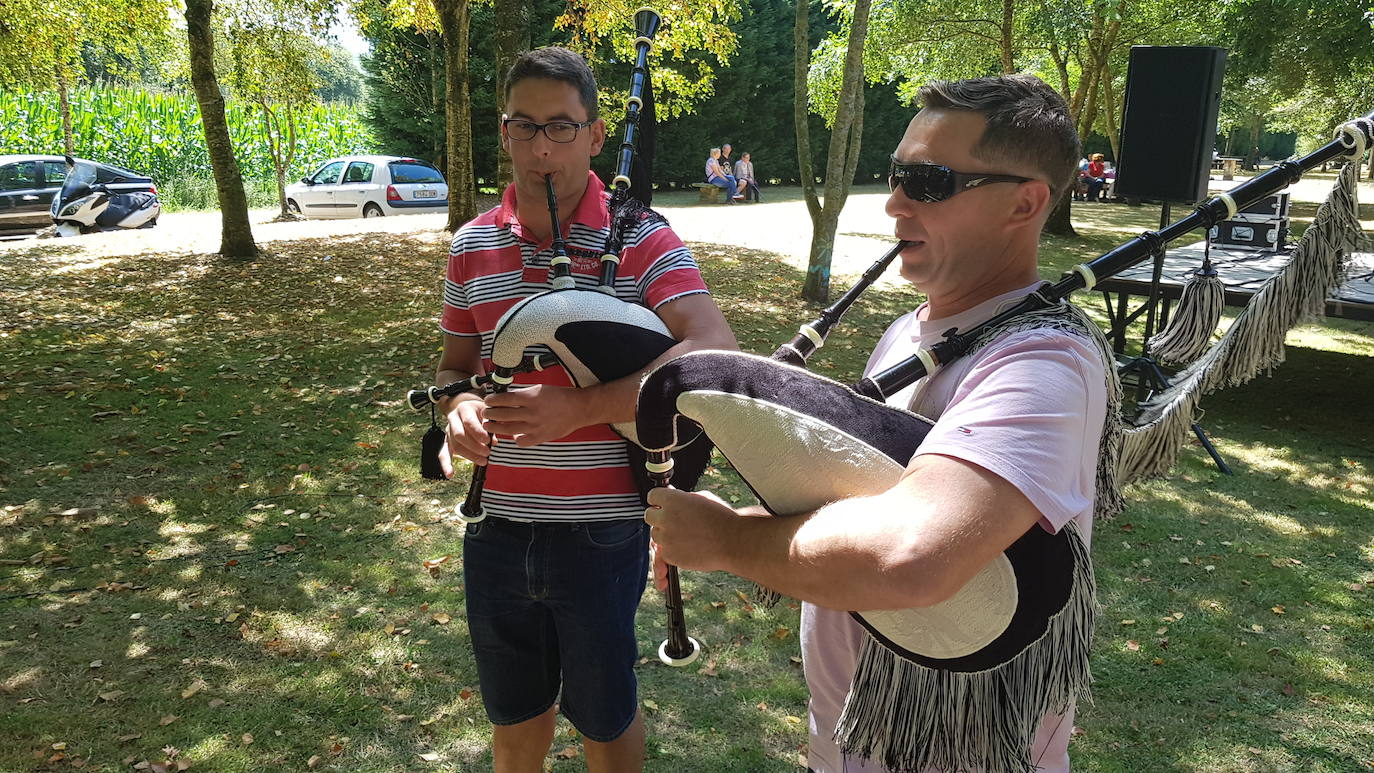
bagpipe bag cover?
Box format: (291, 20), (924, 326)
(637, 348), (1093, 772)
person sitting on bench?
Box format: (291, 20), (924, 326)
(705, 148), (744, 203)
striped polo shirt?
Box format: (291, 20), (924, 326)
(440, 171), (709, 521)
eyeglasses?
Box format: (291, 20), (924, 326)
(503, 118), (594, 144)
(888, 156), (1034, 202)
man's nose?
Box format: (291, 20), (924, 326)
(885, 186), (916, 219)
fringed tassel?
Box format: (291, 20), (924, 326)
(835, 522), (1095, 773)
(753, 583), (781, 607)
(1121, 163), (1363, 482)
(420, 406), (448, 480)
(1148, 259), (1224, 365)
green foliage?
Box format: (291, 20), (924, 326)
(0, 86), (374, 190)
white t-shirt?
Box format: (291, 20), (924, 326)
(801, 282), (1107, 773)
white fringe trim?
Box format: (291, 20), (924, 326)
(835, 522), (1095, 773)
(1121, 162), (1364, 482)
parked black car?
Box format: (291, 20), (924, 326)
(0, 155), (157, 235)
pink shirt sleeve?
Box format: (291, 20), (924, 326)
(915, 330), (1107, 533)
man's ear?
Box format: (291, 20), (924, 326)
(589, 119), (607, 157)
(1008, 180), (1052, 227)
(499, 114), (510, 154)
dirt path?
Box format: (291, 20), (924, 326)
(5, 176), (1369, 282)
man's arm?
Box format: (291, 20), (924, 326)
(646, 452), (1043, 610)
(481, 292), (737, 446)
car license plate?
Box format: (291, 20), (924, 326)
(414, 190), (438, 198)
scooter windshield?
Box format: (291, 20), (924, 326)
(59, 162), (97, 201)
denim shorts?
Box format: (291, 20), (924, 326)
(462, 516), (650, 742)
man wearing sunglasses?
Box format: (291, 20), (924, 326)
(647, 74), (1120, 772)
(432, 46), (735, 773)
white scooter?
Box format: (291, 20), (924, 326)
(50, 157), (160, 236)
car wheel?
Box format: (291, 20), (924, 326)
(287, 199), (302, 215)
(363, 203), (384, 218)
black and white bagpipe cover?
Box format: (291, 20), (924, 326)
(479, 8), (711, 498)
(635, 344), (1095, 773)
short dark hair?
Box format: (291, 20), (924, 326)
(505, 47), (599, 121)
(918, 75), (1080, 200)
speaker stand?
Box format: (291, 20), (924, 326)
(1117, 201), (1233, 475)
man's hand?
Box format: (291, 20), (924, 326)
(644, 488), (744, 590)
(482, 384), (593, 447)
(441, 395), (491, 478)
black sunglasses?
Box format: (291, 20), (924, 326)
(888, 156), (1034, 202)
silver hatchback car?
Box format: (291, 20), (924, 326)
(286, 155), (448, 219)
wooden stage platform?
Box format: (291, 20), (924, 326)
(1094, 242), (1374, 352)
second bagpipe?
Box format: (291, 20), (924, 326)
(635, 111), (1373, 773)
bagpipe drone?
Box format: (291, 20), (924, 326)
(408, 8), (709, 665)
(635, 112), (1374, 772)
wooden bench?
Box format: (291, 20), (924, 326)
(690, 182), (722, 203)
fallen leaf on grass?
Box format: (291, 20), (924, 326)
(554, 746), (580, 759)
(417, 752), (441, 762)
(431, 613), (450, 625)
(643, 699), (659, 713)
(241, 734), (253, 745)
(207, 698), (226, 709)
(98, 690), (125, 702)
(159, 715), (178, 726)
(1125, 641), (1140, 652)
(307, 756), (322, 769)
(181, 680), (208, 699)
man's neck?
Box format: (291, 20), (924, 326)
(922, 266), (1041, 320)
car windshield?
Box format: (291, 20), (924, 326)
(59, 161), (97, 200)
(389, 161), (444, 184)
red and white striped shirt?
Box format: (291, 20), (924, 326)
(440, 172), (709, 521)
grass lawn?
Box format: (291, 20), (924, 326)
(1, 185), (1371, 772)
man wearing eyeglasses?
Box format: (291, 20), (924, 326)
(647, 75), (1119, 772)
(432, 46), (736, 773)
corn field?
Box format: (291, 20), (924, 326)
(0, 85), (375, 206)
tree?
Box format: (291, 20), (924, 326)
(185, 0), (259, 258)
(375, 0), (476, 228)
(493, 0), (531, 187)
(795, 0), (874, 302)
(0, 0), (171, 155)
(224, 11), (333, 217)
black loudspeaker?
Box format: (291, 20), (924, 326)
(1115, 46), (1227, 203)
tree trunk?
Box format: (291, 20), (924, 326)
(793, 0), (820, 223)
(1246, 117), (1261, 170)
(185, 0), (258, 259)
(1044, 186), (1076, 237)
(426, 31), (445, 168)
(55, 65), (74, 156)
(493, 0), (529, 188)
(436, 0), (475, 230)
(1102, 64), (1120, 161)
(801, 0), (873, 302)
(999, 0), (1015, 74)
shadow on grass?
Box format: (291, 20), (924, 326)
(1083, 343), (1374, 771)
(0, 235), (824, 772)
(2, 228), (1371, 771)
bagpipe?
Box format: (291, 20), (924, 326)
(407, 7), (709, 664)
(635, 112), (1374, 772)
